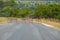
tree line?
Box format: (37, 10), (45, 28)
(0, 0), (60, 20)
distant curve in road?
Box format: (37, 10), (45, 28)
(0, 20), (60, 40)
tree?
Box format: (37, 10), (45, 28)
(0, 6), (11, 17)
(34, 4), (47, 18)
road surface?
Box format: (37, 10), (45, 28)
(0, 20), (60, 40)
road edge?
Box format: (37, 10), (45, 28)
(40, 22), (60, 30)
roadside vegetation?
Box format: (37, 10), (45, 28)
(43, 21), (60, 29)
(0, 0), (60, 29)
(0, 17), (8, 24)
(35, 19), (60, 29)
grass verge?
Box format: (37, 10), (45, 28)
(0, 17), (8, 25)
(32, 19), (60, 29)
(42, 21), (60, 29)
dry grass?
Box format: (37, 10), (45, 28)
(42, 21), (60, 29)
(32, 19), (60, 29)
(0, 17), (60, 29)
(0, 17), (8, 24)
(0, 17), (22, 25)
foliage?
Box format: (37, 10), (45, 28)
(0, 0), (60, 20)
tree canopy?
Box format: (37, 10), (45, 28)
(0, 0), (60, 20)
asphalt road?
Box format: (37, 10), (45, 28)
(0, 20), (60, 40)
